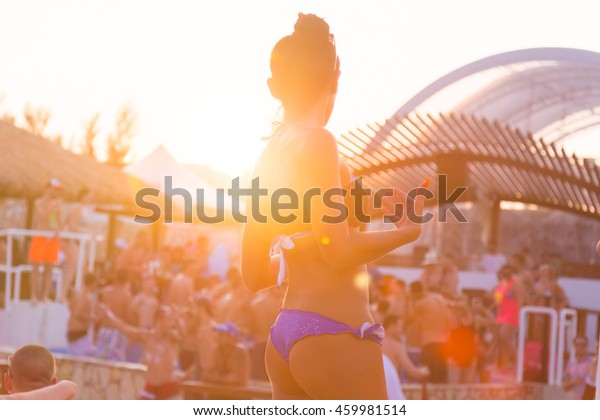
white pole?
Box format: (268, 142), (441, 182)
(595, 334), (600, 400)
(516, 308), (527, 383)
(88, 238), (96, 272)
(4, 232), (13, 311)
(74, 238), (86, 291)
(556, 309), (577, 386)
(517, 306), (559, 385)
(548, 309), (558, 386)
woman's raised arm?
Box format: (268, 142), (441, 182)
(301, 128), (424, 270)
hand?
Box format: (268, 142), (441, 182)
(417, 366), (430, 379)
(381, 180), (428, 230)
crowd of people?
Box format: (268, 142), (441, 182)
(3, 234), (598, 400)
(2, 179), (599, 399)
(59, 232), (285, 400)
(367, 250), (598, 399)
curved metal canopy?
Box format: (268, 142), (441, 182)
(340, 49), (600, 221)
(386, 48), (600, 144)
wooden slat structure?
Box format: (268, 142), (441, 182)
(338, 113), (600, 221)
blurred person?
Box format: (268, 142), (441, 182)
(563, 335), (592, 400)
(444, 297), (478, 384)
(249, 285), (286, 380)
(185, 235), (210, 272)
(61, 187), (95, 302)
(97, 304), (188, 400)
(509, 253), (535, 305)
(2, 345), (58, 394)
(479, 241), (506, 274)
(380, 275), (406, 317)
(192, 294), (217, 379)
(420, 258), (443, 292)
(28, 178), (63, 303)
(126, 275), (159, 363)
(242, 13), (425, 399)
(520, 246), (535, 270)
(528, 264), (568, 382)
(203, 322), (251, 386)
(95, 270), (132, 361)
(214, 267), (253, 333)
(175, 282), (206, 377)
(581, 341), (598, 400)
(368, 272), (385, 319)
(115, 230), (151, 293)
(128, 275), (159, 329)
(408, 279), (452, 383)
(166, 260), (196, 309)
(205, 273), (229, 303)
(471, 295), (497, 383)
(66, 272), (98, 357)
(493, 265), (524, 371)
(382, 314), (429, 383)
(404, 281), (424, 373)
(533, 264), (568, 311)
(439, 262), (460, 299)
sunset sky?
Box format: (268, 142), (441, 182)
(1, 0), (600, 175)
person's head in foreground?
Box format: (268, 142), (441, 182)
(268, 12), (340, 125)
(3, 344), (57, 394)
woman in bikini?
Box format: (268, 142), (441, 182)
(241, 13), (425, 399)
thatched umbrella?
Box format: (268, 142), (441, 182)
(0, 120), (143, 205)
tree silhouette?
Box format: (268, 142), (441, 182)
(82, 113), (100, 159)
(106, 105), (136, 167)
(23, 104), (51, 138)
(0, 113), (15, 125)
(0, 94), (16, 125)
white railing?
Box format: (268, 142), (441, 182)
(516, 306), (583, 387)
(516, 306), (558, 385)
(556, 308), (578, 386)
(0, 228), (98, 310)
(596, 334), (600, 400)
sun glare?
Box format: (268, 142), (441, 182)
(182, 94), (273, 177)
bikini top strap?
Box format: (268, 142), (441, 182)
(270, 232), (313, 287)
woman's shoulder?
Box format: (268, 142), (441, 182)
(294, 126), (337, 152)
(253, 126), (340, 185)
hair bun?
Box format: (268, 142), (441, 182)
(293, 13), (330, 43)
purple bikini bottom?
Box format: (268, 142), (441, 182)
(270, 308), (385, 363)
